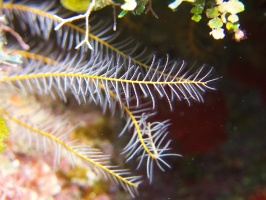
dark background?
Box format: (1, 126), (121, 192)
(112, 0), (266, 199)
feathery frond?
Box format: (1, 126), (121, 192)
(119, 108), (182, 183)
(1, 42), (217, 111)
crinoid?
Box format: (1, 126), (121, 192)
(0, 0), (219, 197)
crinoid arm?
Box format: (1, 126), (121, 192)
(119, 107), (182, 183)
(1, 40), (218, 112)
